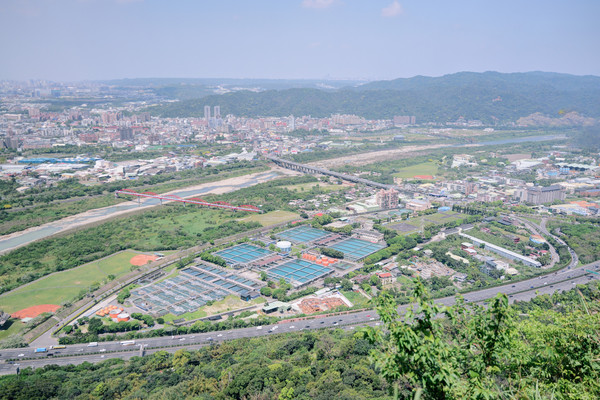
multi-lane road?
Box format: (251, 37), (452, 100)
(0, 215), (594, 375)
(1, 256), (598, 376)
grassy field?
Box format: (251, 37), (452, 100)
(0, 250), (141, 314)
(391, 211), (464, 235)
(238, 210), (300, 227)
(341, 290), (371, 307)
(205, 295), (265, 314)
(162, 308), (208, 323)
(420, 210), (462, 223)
(0, 164), (269, 237)
(284, 182), (346, 192)
(0, 318), (23, 340)
(140, 208), (234, 247)
(162, 295), (265, 322)
(391, 162), (439, 179)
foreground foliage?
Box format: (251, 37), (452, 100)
(1, 282), (599, 399)
(365, 280), (600, 399)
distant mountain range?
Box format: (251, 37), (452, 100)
(102, 78), (364, 100)
(145, 72), (600, 124)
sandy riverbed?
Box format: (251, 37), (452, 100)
(0, 167), (298, 255)
(308, 143), (450, 168)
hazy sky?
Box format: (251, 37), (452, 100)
(1, 0), (598, 81)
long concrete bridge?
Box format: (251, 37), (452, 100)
(264, 155), (397, 190)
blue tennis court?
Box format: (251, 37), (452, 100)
(277, 225), (331, 244)
(214, 243), (274, 265)
(329, 238), (386, 260)
(266, 259), (334, 287)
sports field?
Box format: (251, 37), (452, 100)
(0, 250), (141, 314)
(391, 162), (439, 179)
(238, 210), (300, 227)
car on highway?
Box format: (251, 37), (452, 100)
(217, 334), (222, 337)
(17, 354), (24, 357)
(256, 326), (262, 330)
(99, 349), (106, 352)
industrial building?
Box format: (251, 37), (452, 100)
(514, 185), (566, 205)
(459, 233), (541, 268)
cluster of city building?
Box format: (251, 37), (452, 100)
(0, 85), (421, 152)
(0, 150), (257, 192)
(382, 152), (600, 216)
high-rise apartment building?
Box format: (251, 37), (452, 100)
(393, 115), (416, 125)
(204, 106), (211, 121)
(213, 106), (221, 119)
(118, 127), (134, 141)
(376, 189), (399, 209)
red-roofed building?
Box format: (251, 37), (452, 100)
(376, 272), (394, 286)
(413, 175), (434, 180)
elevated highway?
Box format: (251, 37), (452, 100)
(264, 155), (397, 190)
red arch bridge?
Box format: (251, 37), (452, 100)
(115, 189), (260, 213)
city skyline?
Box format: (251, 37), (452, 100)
(0, 0), (598, 81)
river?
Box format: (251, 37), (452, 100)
(0, 170), (282, 254)
(0, 134), (568, 254)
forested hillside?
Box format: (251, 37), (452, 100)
(147, 72), (600, 123)
(1, 281), (598, 400)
